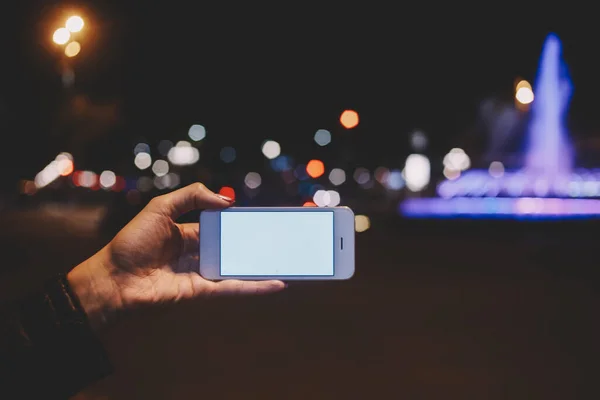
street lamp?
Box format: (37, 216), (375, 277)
(52, 15), (84, 56)
(51, 15), (85, 87)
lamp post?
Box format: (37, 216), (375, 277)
(52, 15), (85, 88)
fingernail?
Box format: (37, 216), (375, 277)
(216, 194), (233, 202)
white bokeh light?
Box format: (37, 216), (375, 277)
(244, 172), (262, 189)
(134, 152), (152, 170)
(99, 171), (116, 189)
(261, 140), (281, 159)
(443, 148), (470, 171)
(329, 168), (346, 186)
(403, 154), (430, 192)
(152, 160), (169, 177)
(188, 124), (206, 141)
(168, 142), (200, 165)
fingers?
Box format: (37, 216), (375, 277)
(192, 276), (285, 297)
(146, 183), (234, 220)
(179, 223), (200, 254)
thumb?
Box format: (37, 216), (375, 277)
(146, 183), (234, 219)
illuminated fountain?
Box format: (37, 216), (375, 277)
(401, 33), (600, 218)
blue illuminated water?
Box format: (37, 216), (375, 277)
(524, 33), (573, 177)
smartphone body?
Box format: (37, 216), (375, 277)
(199, 207), (355, 280)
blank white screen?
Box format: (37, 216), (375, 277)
(220, 211), (334, 276)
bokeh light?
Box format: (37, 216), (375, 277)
(355, 215), (370, 232)
(66, 16), (84, 33)
(329, 168), (346, 186)
(134, 152), (152, 170)
(261, 140), (281, 159)
(52, 28), (70, 45)
(340, 110), (359, 129)
(353, 168), (370, 185)
(188, 124), (206, 141)
(443, 148), (470, 171)
(134, 143), (150, 155)
(306, 159), (325, 178)
(168, 141), (199, 165)
(384, 169), (404, 190)
(158, 140), (173, 156)
(303, 201), (317, 207)
(314, 129), (331, 146)
(410, 130), (428, 151)
(64, 41), (81, 57)
(220, 147), (236, 163)
(515, 80), (534, 104)
(99, 171), (116, 189)
(404, 154), (430, 192)
(244, 172), (262, 189)
(489, 161), (505, 178)
(152, 160), (169, 177)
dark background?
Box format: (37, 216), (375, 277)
(1, 2), (599, 399)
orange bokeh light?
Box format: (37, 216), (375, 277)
(306, 159), (325, 178)
(303, 201), (317, 207)
(219, 186), (236, 200)
(340, 109), (359, 129)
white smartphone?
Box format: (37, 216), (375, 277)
(199, 207), (355, 280)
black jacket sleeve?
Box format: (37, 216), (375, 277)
(0, 274), (113, 399)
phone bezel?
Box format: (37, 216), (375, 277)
(199, 206), (355, 280)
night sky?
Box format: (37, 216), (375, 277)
(1, 3), (596, 187)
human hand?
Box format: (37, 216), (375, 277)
(67, 183), (285, 331)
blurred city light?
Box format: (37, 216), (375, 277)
(244, 172), (262, 189)
(158, 140), (173, 156)
(312, 189), (341, 207)
(75, 171), (97, 188)
(443, 148), (470, 171)
(152, 160), (169, 177)
(34, 153), (75, 188)
(188, 124), (206, 141)
(64, 41), (81, 57)
(327, 190), (341, 206)
(355, 215), (370, 232)
(410, 130), (428, 151)
(515, 80), (534, 104)
(374, 167), (389, 184)
(220, 147), (236, 163)
(65, 16), (84, 33)
(328, 168), (346, 186)
(99, 171), (116, 189)
(52, 28), (70, 45)
(340, 110), (359, 129)
(261, 140), (281, 159)
(219, 186), (235, 200)
(383, 169), (404, 190)
(403, 154), (430, 192)
(353, 168), (370, 185)
(488, 161), (505, 178)
(303, 201), (317, 207)
(134, 152), (152, 170)
(314, 129), (331, 146)
(306, 159), (325, 178)
(167, 141), (199, 165)
(134, 143), (151, 155)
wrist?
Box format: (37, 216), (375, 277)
(67, 247), (123, 332)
